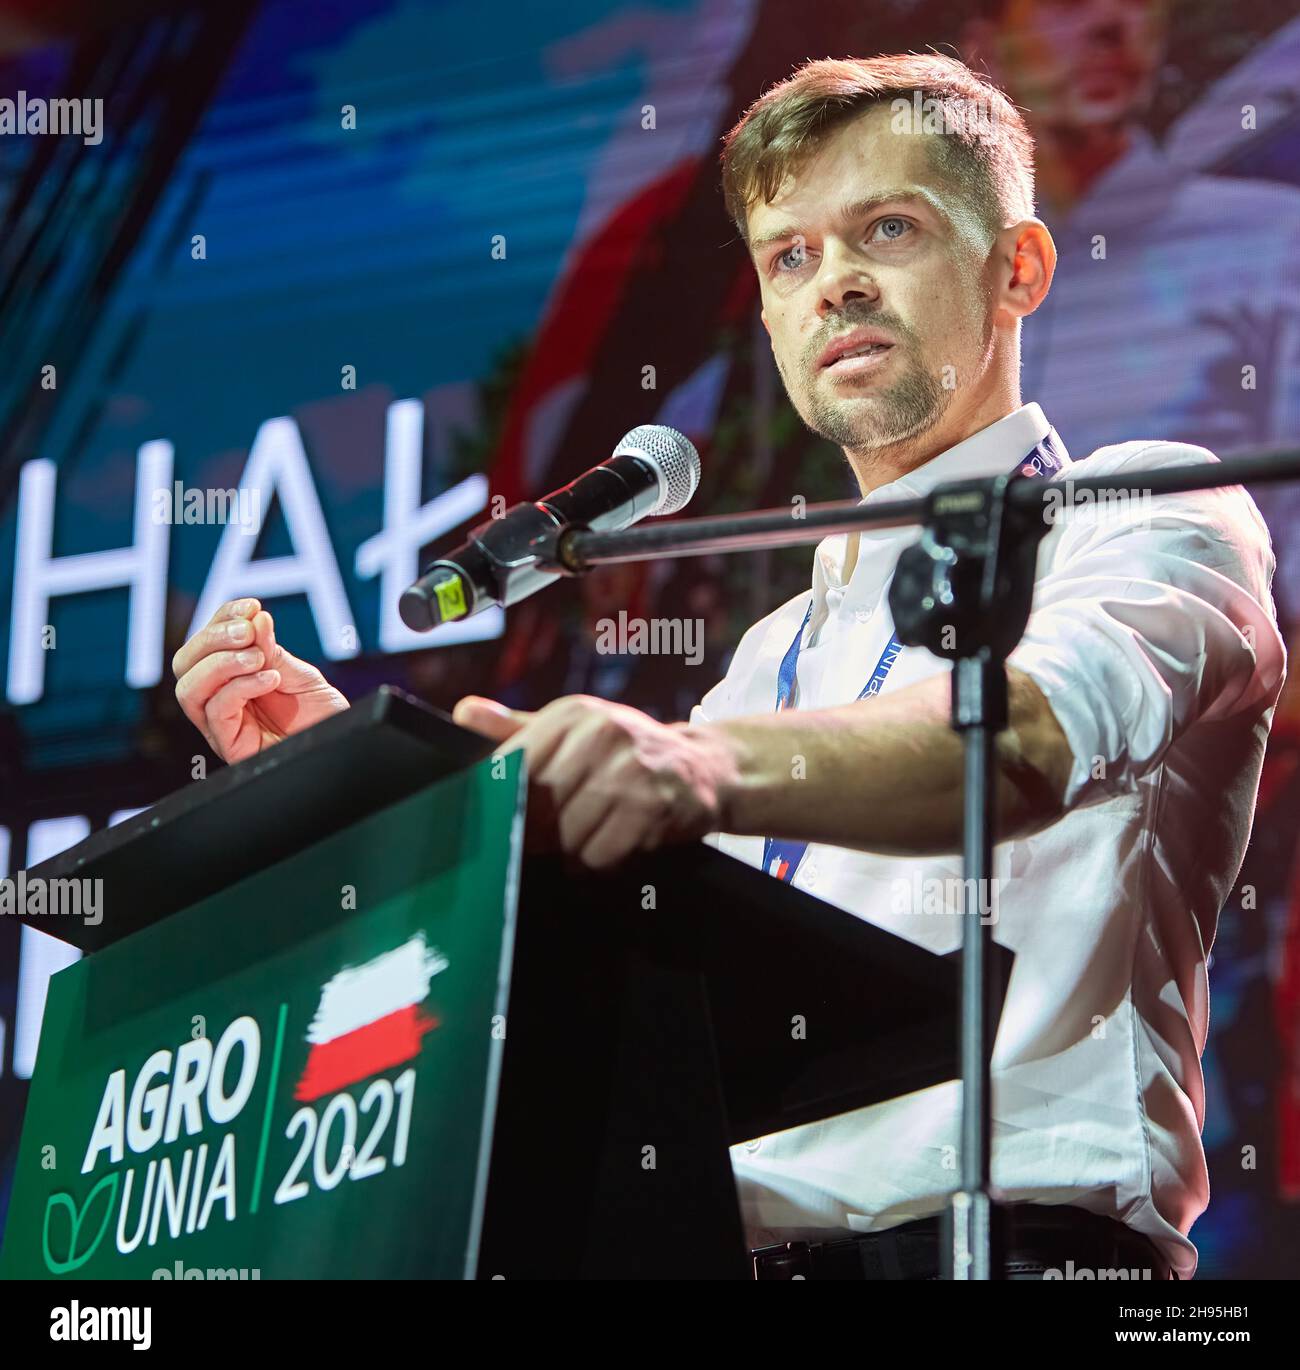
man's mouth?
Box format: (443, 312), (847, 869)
(817, 329), (896, 375)
(821, 341), (894, 379)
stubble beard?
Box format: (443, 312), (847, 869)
(801, 352), (949, 455)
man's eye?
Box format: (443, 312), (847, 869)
(873, 217), (912, 242)
(775, 243), (810, 272)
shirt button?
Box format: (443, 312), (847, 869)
(854, 608), (873, 623)
(802, 865), (818, 887)
(744, 1139), (762, 1153)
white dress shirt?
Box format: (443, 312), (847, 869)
(690, 402), (1286, 1276)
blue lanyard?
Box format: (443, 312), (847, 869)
(761, 432), (1065, 883)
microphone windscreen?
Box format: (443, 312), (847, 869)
(612, 425), (701, 516)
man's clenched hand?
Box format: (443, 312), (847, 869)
(173, 599), (350, 763)
(452, 694), (740, 869)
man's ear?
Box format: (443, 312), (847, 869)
(759, 307), (771, 338)
(998, 219), (1056, 322)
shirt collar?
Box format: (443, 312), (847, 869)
(810, 404), (1072, 604)
(876, 401), (1069, 501)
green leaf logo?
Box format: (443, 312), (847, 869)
(42, 1172), (119, 1274)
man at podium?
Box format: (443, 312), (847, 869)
(172, 54), (1285, 1281)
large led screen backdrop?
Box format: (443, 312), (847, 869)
(0, 0), (1297, 1278)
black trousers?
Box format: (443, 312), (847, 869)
(751, 1203), (1175, 1280)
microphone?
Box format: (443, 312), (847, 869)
(398, 424), (702, 631)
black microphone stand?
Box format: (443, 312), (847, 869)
(533, 446), (1300, 1280)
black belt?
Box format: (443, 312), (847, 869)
(751, 1203), (1175, 1280)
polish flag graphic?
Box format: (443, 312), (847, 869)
(295, 933), (449, 1102)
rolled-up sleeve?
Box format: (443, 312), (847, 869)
(1009, 446), (1286, 810)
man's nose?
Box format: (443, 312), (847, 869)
(816, 244), (880, 318)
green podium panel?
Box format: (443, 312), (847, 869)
(0, 755), (524, 1280)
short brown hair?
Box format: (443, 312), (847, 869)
(720, 53), (1035, 245)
